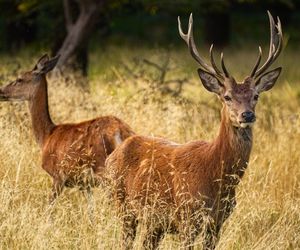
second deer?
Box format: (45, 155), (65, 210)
(0, 55), (134, 208)
(105, 12), (283, 249)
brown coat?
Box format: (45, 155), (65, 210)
(106, 106), (252, 249)
(43, 115), (134, 189)
(106, 12), (282, 250)
(0, 55), (135, 202)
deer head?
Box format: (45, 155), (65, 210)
(0, 54), (59, 101)
(178, 12), (283, 128)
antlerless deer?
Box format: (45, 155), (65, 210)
(0, 55), (134, 207)
(105, 12), (283, 249)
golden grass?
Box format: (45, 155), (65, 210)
(0, 46), (299, 249)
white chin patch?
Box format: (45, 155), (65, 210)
(239, 122), (254, 128)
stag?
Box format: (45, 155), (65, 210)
(105, 12), (283, 249)
(0, 55), (134, 207)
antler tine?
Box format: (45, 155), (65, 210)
(185, 14), (216, 73)
(273, 16), (283, 59)
(267, 11), (276, 58)
(178, 15), (189, 44)
(250, 46), (262, 77)
(209, 44), (224, 78)
(253, 11), (283, 78)
(221, 53), (230, 78)
(178, 13), (225, 78)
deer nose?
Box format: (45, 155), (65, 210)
(242, 111), (255, 122)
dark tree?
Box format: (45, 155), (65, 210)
(55, 0), (106, 74)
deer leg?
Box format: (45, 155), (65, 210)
(202, 222), (220, 250)
(179, 226), (199, 250)
(82, 186), (95, 224)
(143, 226), (164, 250)
(121, 211), (138, 250)
(44, 178), (65, 222)
(178, 215), (200, 250)
(49, 178), (65, 205)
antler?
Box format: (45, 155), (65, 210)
(250, 11), (283, 78)
(178, 13), (229, 80)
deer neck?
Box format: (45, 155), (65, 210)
(214, 106), (253, 182)
(28, 75), (55, 147)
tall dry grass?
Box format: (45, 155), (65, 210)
(0, 46), (299, 249)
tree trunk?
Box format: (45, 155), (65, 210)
(56, 0), (105, 72)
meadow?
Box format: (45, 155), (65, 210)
(0, 44), (299, 249)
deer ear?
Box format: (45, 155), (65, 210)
(34, 54), (60, 74)
(255, 67), (282, 93)
(197, 68), (223, 94)
(35, 54), (49, 70)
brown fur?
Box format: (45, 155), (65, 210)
(109, 12), (282, 248)
(106, 104), (252, 249)
(105, 52), (282, 250)
(43, 114), (134, 202)
(0, 55), (134, 202)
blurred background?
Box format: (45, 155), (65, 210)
(0, 0), (299, 77)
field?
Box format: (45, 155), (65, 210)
(0, 44), (299, 249)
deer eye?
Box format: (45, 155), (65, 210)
(254, 94), (259, 101)
(224, 95), (232, 101)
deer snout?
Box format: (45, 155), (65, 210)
(0, 88), (8, 101)
(241, 111), (256, 123)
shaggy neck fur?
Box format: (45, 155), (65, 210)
(213, 106), (253, 187)
(28, 75), (55, 147)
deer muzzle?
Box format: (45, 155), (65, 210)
(238, 111), (256, 128)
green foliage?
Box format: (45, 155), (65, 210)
(17, 0), (38, 13)
(0, 0), (299, 52)
(237, 0), (295, 9)
(0, 0), (63, 50)
(199, 0), (231, 13)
